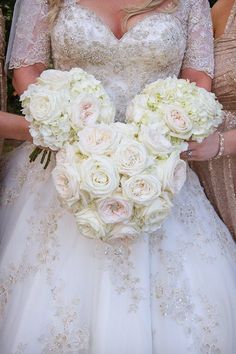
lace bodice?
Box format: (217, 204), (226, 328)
(9, 0), (214, 121)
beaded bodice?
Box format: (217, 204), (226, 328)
(9, 0), (214, 121)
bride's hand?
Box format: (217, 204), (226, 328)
(180, 132), (220, 161)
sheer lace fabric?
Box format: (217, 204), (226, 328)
(9, 0), (50, 70)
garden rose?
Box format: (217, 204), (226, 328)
(97, 195), (133, 224)
(75, 209), (106, 240)
(28, 88), (61, 123)
(77, 124), (120, 156)
(80, 156), (119, 197)
(122, 174), (162, 205)
(164, 105), (193, 139)
(156, 152), (187, 194)
(52, 163), (81, 206)
(71, 94), (101, 129)
(114, 139), (150, 176)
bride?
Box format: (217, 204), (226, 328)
(0, 0), (236, 353)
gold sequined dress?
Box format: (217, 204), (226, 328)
(192, 1), (236, 241)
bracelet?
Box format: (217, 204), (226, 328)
(214, 132), (225, 160)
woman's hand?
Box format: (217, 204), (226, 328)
(180, 132), (220, 161)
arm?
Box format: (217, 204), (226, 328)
(13, 63), (46, 96)
(8, 0), (50, 94)
(180, 0), (214, 92)
(179, 0), (222, 161)
(182, 0), (236, 161)
(181, 68), (212, 92)
(185, 128), (236, 161)
(0, 111), (31, 141)
(3, 0), (50, 143)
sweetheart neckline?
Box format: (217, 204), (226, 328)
(76, 4), (173, 42)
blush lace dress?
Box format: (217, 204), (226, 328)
(0, 0), (236, 353)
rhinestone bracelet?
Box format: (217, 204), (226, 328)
(214, 132), (225, 160)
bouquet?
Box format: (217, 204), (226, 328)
(126, 77), (223, 156)
(52, 122), (187, 241)
(22, 73), (223, 241)
(21, 68), (115, 167)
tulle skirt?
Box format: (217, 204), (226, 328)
(0, 143), (236, 354)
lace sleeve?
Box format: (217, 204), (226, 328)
(7, 0), (50, 70)
(182, 0), (214, 78)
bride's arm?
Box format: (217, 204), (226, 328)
(7, 0), (50, 94)
(179, 0), (221, 161)
(179, 0), (214, 92)
(0, 112), (31, 141)
(2, 0), (50, 143)
(13, 63), (46, 96)
(181, 68), (212, 92)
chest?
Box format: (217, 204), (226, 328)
(51, 2), (188, 69)
(77, 0), (125, 39)
(76, 0), (177, 40)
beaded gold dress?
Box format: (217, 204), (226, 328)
(0, 0), (236, 353)
(192, 1), (236, 241)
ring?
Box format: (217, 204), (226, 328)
(186, 150), (193, 159)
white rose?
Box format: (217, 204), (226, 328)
(109, 222), (140, 240)
(99, 102), (116, 124)
(78, 124), (120, 156)
(156, 152), (187, 194)
(27, 88), (62, 123)
(70, 94), (101, 129)
(112, 122), (139, 138)
(137, 193), (172, 233)
(114, 139), (150, 176)
(122, 174), (162, 205)
(52, 163), (81, 206)
(80, 156), (119, 197)
(56, 143), (80, 165)
(29, 127), (44, 147)
(21, 84), (38, 120)
(126, 94), (150, 124)
(97, 195), (133, 224)
(138, 123), (173, 156)
(164, 105), (193, 140)
(37, 69), (70, 88)
(75, 209), (106, 240)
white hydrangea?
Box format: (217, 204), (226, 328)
(21, 68), (116, 150)
(126, 77), (223, 154)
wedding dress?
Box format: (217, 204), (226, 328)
(0, 0), (236, 353)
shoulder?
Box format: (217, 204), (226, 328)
(188, 0), (210, 5)
(17, 0), (49, 18)
(186, 0), (211, 11)
(18, 0), (49, 11)
(176, 0), (210, 16)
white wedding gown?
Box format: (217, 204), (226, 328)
(1, 0), (236, 353)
